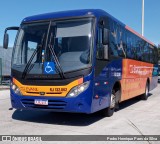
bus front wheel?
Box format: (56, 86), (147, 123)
(101, 90), (116, 117)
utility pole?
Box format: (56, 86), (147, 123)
(142, 0), (144, 36)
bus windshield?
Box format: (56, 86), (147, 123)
(12, 18), (93, 78)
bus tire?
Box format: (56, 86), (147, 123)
(101, 90), (116, 117)
(141, 82), (149, 100)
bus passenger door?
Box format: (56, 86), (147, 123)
(92, 18), (111, 112)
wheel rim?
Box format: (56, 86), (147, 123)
(110, 93), (116, 108)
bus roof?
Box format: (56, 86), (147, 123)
(22, 9), (125, 25)
(22, 9), (156, 47)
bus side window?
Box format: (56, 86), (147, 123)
(130, 35), (137, 60)
(97, 27), (103, 46)
(150, 48), (154, 64)
(154, 48), (158, 64)
(137, 38), (143, 61)
(143, 43), (149, 62)
(96, 27), (103, 53)
(126, 32), (132, 59)
(117, 26), (125, 57)
(109, 21), (118, 57)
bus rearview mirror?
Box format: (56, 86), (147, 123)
(3, 26), (19, 49)
(3, 33), (9, 49)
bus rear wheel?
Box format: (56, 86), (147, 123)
(101, 90), (116, 117)
(141, 82), (149, 100)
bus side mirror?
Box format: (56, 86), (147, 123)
(102, 28), (109, 45)
(3, 33), (9, 49)
(3, 27), (19, 49)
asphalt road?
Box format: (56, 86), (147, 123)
(0, 84), (160, 144)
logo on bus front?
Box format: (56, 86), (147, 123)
(39, 92), (45, 95)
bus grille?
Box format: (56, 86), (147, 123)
(21, 99), (67, 109)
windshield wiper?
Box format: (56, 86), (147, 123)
(22, 33), (45, 79)
(48, 32), (65, 79)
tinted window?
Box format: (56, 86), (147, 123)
(109, 20), (125, 57)
(143, 43), (149, 62)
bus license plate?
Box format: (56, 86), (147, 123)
(34, 99), (48, 106)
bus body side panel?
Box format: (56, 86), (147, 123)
(91, 59), (122, 113)
(121, 59), (156, 101)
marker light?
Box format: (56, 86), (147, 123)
(67, 81), (90, 97)
(10, 82), (22, 95)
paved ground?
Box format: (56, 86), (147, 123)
(0, 84), (160, 144)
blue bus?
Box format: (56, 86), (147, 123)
(3, 9), (158, 117)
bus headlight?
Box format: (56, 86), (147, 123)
(10, 82), (22, 95)
(67, 81), (90, 97)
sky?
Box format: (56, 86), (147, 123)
(0, 0), (160, 46)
